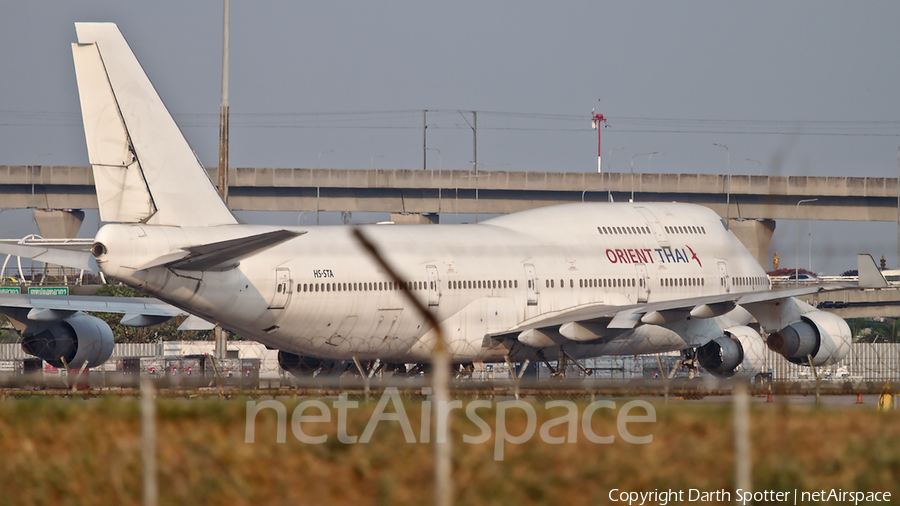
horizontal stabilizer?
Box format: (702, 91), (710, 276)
(0, 240), (94, 271)
(858, 254), (889, 288)
(148, 229), (304, 272)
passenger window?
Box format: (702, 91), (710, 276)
(504, 280), (508, 289)
(514, 280), (518, 288)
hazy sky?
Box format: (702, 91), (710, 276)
(2, 2), (900, 273)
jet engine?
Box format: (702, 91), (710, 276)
(20, 314), (114, 369)
(277, 350), (324, 377)
(766, 310), (851, 366)
(697, 326), (766, 378)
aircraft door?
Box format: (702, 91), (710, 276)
(524, 263), (539, 306)
(717, 261), (730, 294)
(269, 268), (292, 309)
(426, 265), (441, 307)
(634, 264), (650, 303)
(635, 207), (670, 248)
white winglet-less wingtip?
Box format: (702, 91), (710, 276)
(68, 23), (853, 377)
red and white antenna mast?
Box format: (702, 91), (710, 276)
(591, 109), (608, 173)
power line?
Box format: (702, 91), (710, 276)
(3, 109), (899, 137)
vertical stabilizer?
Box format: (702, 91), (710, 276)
(72, 23), (237, 227)
(857, 254), (889, 288)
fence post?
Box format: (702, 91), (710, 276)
(733, 383), (751, 502)
(141, 378), (158, 506)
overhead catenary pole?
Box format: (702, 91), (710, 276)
(714, 143), (730, 230)
(217, 0), (230, 203)
(214, 0), (231, 362)
(795, 198), (818, 284)
(423, 110), (427, 170)
(458, 110), (477, 171)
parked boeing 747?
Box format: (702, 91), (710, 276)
(0, 23), (864, 379)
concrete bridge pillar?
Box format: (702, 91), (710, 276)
(33, 209), (85, 238)
(729, 219), (776, 270)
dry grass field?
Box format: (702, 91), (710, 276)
(1, 395), (898, 506)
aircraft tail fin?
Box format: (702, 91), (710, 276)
(71, 23), (236, 227)
(857, 254), (889, 288)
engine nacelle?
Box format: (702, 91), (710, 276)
(697, 326), (766, 378)
(21, 314), (114, 369)
(277, 350), (324, 377)
(766, 310), (851, 366)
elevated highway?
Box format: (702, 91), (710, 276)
(2, 165), (899, 221)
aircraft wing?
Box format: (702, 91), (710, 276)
(498, 284), (852, 337)
(0, 293), (214, 329)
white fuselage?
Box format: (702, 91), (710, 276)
(94, 202), (770, 363)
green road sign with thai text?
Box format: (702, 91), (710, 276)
(27, 287), (69, 296)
